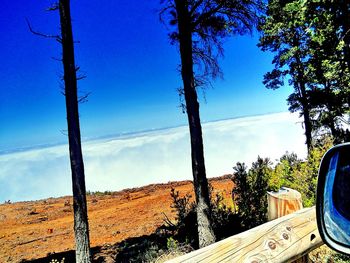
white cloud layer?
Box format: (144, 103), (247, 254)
(0, 112), (307, 202)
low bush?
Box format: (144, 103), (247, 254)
(268, 137), (333, 207)
(161, 184), (242, 249)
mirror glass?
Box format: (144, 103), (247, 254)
(323, 146), (350, 245)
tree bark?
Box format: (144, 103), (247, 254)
(58, 1), (92, 262)
(293, 41), (313, 153)
(324, 82), (339, 141)
(339, 1), (350, 111)
(301, 97), (312, 153)
(174, 0), (216, 248)
(297, 77), (312, 153)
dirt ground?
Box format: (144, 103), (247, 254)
(0, 176), (233, 262)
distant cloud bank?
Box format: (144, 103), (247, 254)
(0, 112), (307, 202)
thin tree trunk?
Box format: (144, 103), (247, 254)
(59, 1), (92, 262)
(174, 0), (215, 248)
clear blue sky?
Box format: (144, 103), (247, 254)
(0, 0), (293, 151)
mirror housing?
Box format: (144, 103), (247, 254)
(316, 143), (350, 255)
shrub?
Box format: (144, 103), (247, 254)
(86, 190), (113, 196)
(268, 137), (333, 207)
(162, 184), (242, 249)
(166, 237), (179, 250)
(161, 136), (334, 256)
(208, 185), (242, 239)
(232, 157), (272, 229)
(230, 138), (333, 230)
(162, 188), (198, 247)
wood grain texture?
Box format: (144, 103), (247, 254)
(268, 188), (303, 221)
(166, 207), (322, 263)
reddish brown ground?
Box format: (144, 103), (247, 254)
(0, 176), (233, 262)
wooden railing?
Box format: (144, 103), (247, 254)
(167, 207), (322, 263)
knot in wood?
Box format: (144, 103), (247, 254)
(282, 232), (289, 240)
(286, 226), (291, 231)
(268, 241), (276, 250)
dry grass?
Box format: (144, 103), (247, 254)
(309, 245), (350, 263)
(153, 244), (193, 263)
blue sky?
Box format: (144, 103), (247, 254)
(0, 0), (293, 151)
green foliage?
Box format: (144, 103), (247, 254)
(232, 137), (333, 230)
(161, 0), (265, 88)
(259, 0), (315, 150)
(160, 139), (335, 258)
(141, 241), (192, 263)
(141, 244), (162, 262)
(162, 188), (198, 247)
(232, 157), (272, 229)
(259, 0), (350, 147)
(169, 188), (195, 228)
(310, 245), (350, 263)
(166, 237), (179, 250)
(268, 137), (333, 207)
(163, 185), (242, 248)
(208, 185), (242, 239)
(331, 253), (350, 263)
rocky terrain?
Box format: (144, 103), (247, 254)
(0, 176), (233, 262)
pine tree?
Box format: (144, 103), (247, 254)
(161, 0), (264, 247)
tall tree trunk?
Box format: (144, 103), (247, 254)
(324, 82), (339, 141)
(293, 43), (313, 153)
(174, 0), (215, 248)
(301, 97), (313, 153)
(339, 1), (350, 112)
(296, 74), (312, 153)
(339, 1), (350, 71)
(59, 1), (92, 262)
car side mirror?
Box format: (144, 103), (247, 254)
(316, 143), (350, 255)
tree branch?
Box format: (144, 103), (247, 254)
(189, 0), (205, 16)
(78, 92), (91, 104)
(192, 3), (224, 28)
(46, 2), (59, 11)
(26, 18), (61, 41)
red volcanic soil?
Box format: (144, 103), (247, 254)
(0, 176), (233, 262)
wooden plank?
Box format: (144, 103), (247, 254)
(267, 188), (307, 262)
(166, 207), (322, 263)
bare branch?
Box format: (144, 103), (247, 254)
(77, 75), (87, 81)
(51, 56), (63, 62)
(26, 18), (61, 40)
(162, 212), (176, 227)
(60, 129), (68, 136)
(75, 66), (87, 80)
(78, 92), (91, 104)
(46, 2), (59, 11)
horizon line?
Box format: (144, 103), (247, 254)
(0, 111), (288, 155)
